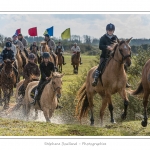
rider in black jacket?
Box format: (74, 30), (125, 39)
(92, 23), (117, 86)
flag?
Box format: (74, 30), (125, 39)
(28, 27), (37, 36)
(15, 29), (21, 36)
(61, 28), (71, 40)
(43, 26), (53, 36)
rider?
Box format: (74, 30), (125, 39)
(31, 52), (62, 109)
(44, 34), (57, 67)
(55, 42), (66, 65)
(92, 23), (130, 87)
(12, 34), (27, 68)
(92, 23), (118, 86)
(0, 42), (18, 84)
(19, 53), (40, 98)
(71, 43), (82, 65)
(18, 33), (29, 57)
(4, 37), (17, 57)
(30, 41), (39, 52)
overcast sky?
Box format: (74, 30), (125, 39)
(0, 14), (150, 39)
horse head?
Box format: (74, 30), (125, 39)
(51, 72), (64, 98)
(3, 59), (14, 79)
(113, 37), (132, 67)
(29, 74), (39, 81)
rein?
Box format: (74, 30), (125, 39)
(50, 76), (62, 93)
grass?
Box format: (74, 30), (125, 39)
(0, 117), (150, 136)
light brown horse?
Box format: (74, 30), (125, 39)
(12, 74), (39, 111)
(23, 72), (64, 122)
(0, 59), (16, 109)
(75, 38), (132, 126)
(72, 51), (80, 74)
(57, 49), (63, 73)
(131, 59), (150, 127)
(40, 41), (58, 68)
(16, 46), (23, 82)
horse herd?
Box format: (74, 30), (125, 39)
(0, 39), (149, 128)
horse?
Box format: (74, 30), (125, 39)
(23, 72), (64, 122)
(29, 46), (38, 64)
(75, 38), (132, 126)
(16, 46), (23, 82)
(57, 49), (63, 73)
(72, 51), (80, 74)
(0, 59), (16, 109)
(40, 41), (58, 68)
(12, 74), (39, 111)
(131, 59), (150, 127)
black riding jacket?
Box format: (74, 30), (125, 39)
(99, 34), (118, 58)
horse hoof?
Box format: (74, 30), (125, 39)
(141, 121), (147, 127)
(90, 123), (94, 126)
(111, 119), (116, 124)
(3, 105), (9, 110)
(121, 113), (126, 120)
(0, 103), (3, 106)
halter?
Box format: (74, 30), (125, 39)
(113, 44), (131, 64)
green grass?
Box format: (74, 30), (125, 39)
(0, 118), (149, 136)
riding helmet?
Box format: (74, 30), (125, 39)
(44, 34), (49, 38)
(43, 52), (50, 58)
(12, 34), (17, 38)
(28, 53), (35, 59)
(106, 23), (115, 31)
(6, 42), (12, 48)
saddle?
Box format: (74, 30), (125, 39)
(92, 57), (112, 86)
(30, 80), (50, 100)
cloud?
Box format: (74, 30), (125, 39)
(0, 14), (150, 39)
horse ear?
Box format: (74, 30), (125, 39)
(61, 73), (65, 77)
(3, 60), (7, 63)
(117, 38), (120, 44)
(126, 37), (133, 44)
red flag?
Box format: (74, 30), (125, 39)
(28, 27), (37, 36)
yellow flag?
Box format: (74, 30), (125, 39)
(43, 30), (48, 36)
(61, 28), (71, 40)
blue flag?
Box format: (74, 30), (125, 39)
(44, 26), (53, 36)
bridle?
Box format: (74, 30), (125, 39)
(113, 43), (131, 64)
(51, 76), (62, 93)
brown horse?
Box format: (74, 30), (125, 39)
(57, 49), (63, 73)
(0, 59), (16, 109)
(72, 52), (80, 74)
(131, 59), (150, 127)
(23, 72), (64, 122)
(75, 38), (132, 126)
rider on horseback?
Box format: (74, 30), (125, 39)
(30, 41), (39, 51)
(55, 42), (66, 65)
(12, 34), (27, 68)
(18, 33), (29, 57)
(0, 42), (18, 84)
(19, 53), (40, 98)
(31, 52), (63, 109)
(71, 43), (82, 65)
(44, 34), (57, 68)
(92, 23), (131, 87)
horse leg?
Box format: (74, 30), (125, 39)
(107, 95), (116, 123)
(34, 108), (38, 120)
(0, 86), (2, 106)
(141, 92), (149, 127)
(43, 107), (50, 122)
(87, 93), (94, 126)
(119, 90), (129, 120)
(100, 96), (108, 126)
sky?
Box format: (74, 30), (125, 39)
(0, 14), (150, 39)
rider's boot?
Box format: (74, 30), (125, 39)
(30, 89), (38, 105)
(92, 69), (101, 87)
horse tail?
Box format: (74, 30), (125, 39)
(75, 82), (89, 121)
(131, 81), (143, 95)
